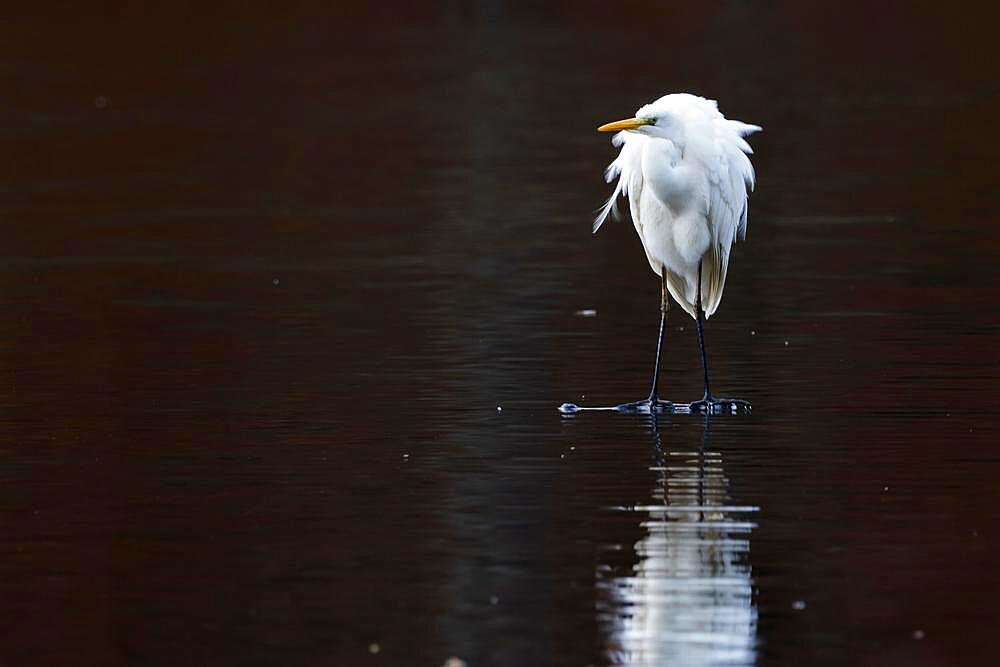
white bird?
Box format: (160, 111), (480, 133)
(591, 93), (760, 414)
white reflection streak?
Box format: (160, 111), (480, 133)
(602, 420), (757, 666)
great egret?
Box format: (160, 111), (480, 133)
(566, 94), (760, 415)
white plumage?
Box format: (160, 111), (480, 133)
(595, 93), (761, 319)
(555, 93), (760, 413)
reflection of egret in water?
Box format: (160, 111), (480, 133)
(598, 415), (758, 666)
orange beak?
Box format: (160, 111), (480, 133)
(597, 117), (653, 132)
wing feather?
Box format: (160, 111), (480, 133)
(593, 131), (646, 233)
(698, 118), (761, 317)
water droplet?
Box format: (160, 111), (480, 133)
(913, 630), (925, 640)
(368, 643), (381, 654)
(792, 600), (806, 610)
(496, 405), (502, 412)
(574, 308), (597, 317)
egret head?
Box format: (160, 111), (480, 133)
(598, 95), (700, 145)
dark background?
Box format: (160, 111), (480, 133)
(1, 2), (998, 666)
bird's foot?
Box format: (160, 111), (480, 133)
(614, 398), (674, 414)
(684, 396), (752, 415)
(558, 398), (674, 414)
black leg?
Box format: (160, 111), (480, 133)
(608, 271), (673, 414)
(647, 271), (669, 403)
(685, 261), (752, 415)
(558, 274), (674, 415)
(695, 263), (712, 401)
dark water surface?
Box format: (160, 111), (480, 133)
(2, 4), (999, 666)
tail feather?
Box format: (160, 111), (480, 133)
(700, 243), (729, 319)
(659, 266), (698, 320)
(656, 248), (730, 321)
